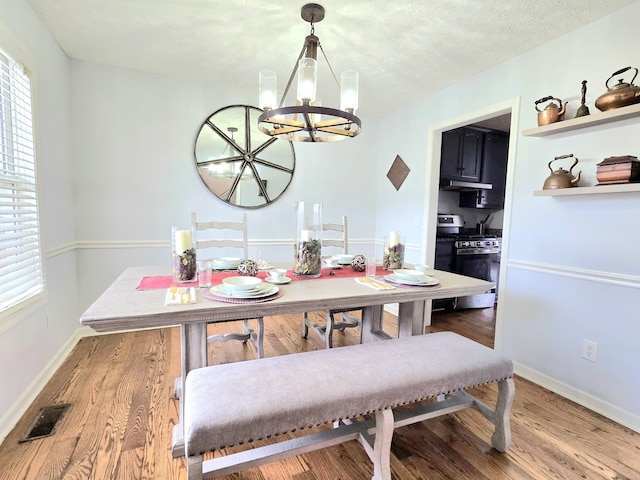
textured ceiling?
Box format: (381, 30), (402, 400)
(26, 0), (636, 117)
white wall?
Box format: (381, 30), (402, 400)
(375, 2), (640, 430)
(70, 61), (381, 310)
(2, 0), (639, 444)
(0, 0), (78, 441)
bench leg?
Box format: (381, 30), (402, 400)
(372, 409), (394, 480)
(491, 378), (515, 452)
(187, 454), (203, 480)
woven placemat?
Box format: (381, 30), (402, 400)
(201, 288), (284, 304)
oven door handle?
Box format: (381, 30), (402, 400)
(456, 248), (500, 255)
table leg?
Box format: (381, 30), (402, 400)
(397, 301), (426, 338)
(360, 304), (386, 343)
(172, 322), (207, 457)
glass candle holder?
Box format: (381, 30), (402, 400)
(171, 226), (197, 282)
(383, 233), (405, 270)
(293, 201), (322, 277)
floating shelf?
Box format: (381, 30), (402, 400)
(534, 183), (640, 196)
(522, 103), (640, 137)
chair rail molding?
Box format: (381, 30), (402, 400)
(507, 259), (640, 289)
(73, 238), (391, 252)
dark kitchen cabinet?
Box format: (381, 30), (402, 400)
(440, 127), (484, 182)
(459, 131), (509, 209)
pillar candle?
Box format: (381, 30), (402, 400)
(175, 229), (192, 254)
(389, 231), (399, 247)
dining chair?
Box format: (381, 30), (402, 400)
(191, 211), (265, 359)
(301, 216), (362, 348)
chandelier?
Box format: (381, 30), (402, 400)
(257, 3), (361, 143)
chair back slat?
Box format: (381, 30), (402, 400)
(321, 216), (348, 254)
(191, 212), (249, 259)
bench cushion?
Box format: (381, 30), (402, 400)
(184, 331), (513, 456)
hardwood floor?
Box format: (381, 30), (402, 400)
(1, 308), (639, 479)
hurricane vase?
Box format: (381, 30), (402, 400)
(383, 234), (405, 270)
(293, 202), (322, 277)
(171, 225), (197, 282)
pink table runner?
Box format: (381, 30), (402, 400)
(136, 266), (389, 290)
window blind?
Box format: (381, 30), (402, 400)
(0, 49), (44, 314)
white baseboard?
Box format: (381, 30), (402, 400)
(514, 361), (640, 434)
(0, 327), (90, 444)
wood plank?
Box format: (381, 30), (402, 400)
(1, 308), (639, 480)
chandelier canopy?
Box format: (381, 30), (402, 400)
(257, 3), (361, 143)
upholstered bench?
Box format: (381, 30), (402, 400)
(184, 332), (515, 480)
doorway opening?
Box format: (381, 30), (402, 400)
(422, 98), (520, 349)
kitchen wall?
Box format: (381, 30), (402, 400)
(374, 2), (640, 430)
(437, 190), (505, 233)
(1, 0), (639, 443)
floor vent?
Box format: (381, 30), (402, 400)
(20, 404), (70, 442)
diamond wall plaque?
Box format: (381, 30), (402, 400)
(386, 155), (410, 191)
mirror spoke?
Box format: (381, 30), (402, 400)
(194, 105), (296, 208)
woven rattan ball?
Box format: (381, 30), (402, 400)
(351, 254), (366, 272)
(237, 259), (258, 276)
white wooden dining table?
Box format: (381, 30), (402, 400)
(79, 266), (494, 457)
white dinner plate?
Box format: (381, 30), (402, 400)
(216, 283), (264, 296)
(210, 283), (279, 298)
(335, 254), (354, 265)
(392, 269), (425, 279)
(212, 257), (242, 269)
(222, 276), (262, 291)
(384, 274), (439, 286)
(322, 262), (342, 268)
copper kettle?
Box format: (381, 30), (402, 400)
(543, 154), (581, 190)
(535, 96), (567, 126)
(595, 66), (640, 111)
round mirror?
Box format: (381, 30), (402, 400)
(194, 105), (296, 209)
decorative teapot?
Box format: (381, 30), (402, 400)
(535, 96), (567, 126)
(543, 154), (581, 190)
(595, 66), (640, 111)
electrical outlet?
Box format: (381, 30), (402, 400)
(582, 339), (598, 362)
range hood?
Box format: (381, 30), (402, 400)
(439, 179), (493, 191)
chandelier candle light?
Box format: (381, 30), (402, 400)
(257, 3), (361, 142)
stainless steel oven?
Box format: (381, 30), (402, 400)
(434, 214), (500, 310)
(452, 237), (500, 309)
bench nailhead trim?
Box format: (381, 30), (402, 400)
(188, 375), (514, 456)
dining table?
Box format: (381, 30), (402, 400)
(79, 265), (494, 457)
